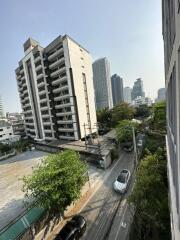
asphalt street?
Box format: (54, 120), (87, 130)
(80, 150), (135, 240)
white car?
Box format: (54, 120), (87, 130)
(137, 139), (143, 147)
(113, 169), (131, 193)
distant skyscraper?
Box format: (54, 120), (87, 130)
(131, 78), (145, 100)
(93, 58), (113, 110)
(123, 87), (132, 104)
(0, 96), (4, 118)
(155, 88), (166, 103)
(111, 74), (124, 106)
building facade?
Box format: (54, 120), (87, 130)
(6, 112), (26, 137)
(111, 74), (124, 106)
(0, 96), (4, 118)
(155, 88), (166, 103)
(0, 120), (20, 144)
(162, 0), (180, 239)
(123, 87), (132, 104)
(15, 35), (97, 142)
(92, 58), (113, 110)
(131, 78), (145, 100)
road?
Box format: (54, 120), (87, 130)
(80, 150), (135, 240)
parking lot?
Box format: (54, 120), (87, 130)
(0, 150), (48, 230)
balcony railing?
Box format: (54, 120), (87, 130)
(49, 57), (65, 69)
(52, 76), (67, 86)
(50, 67), (66, 78)
(48, 48), (63, 61)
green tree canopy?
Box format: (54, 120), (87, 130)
(152, 101), (166, 131)
(129, 148), (170, 239)
(134, 104), (151, 119)
(22, 150), (87, 213)
(111, 102), (135, 127)
(116, 120), (138, 144)
(96, 107), (112, 127)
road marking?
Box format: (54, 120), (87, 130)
(114, 201), (128, 240)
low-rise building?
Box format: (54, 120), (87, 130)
(0, 121), (20, 144)
(132, 96), (153, 107)
(6, 112), (26, 138)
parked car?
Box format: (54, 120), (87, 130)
(113, 169), (131, 193)
(54, 215), (86, 240)
(137, 139), (143, 147)
(123, 145), (134, 152)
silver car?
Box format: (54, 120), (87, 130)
(113, 169), (131, 193)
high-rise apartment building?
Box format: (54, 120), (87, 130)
(131, 78), (145, 100)
(15, 35), (97, 142)
(162, 0), (180, 239)
(123, 87), (132, 104)
(0, 96), (4, 118)
(111, 74), (124, 106)
(92, 58), (113, 110)
(155, 88), (166, 103)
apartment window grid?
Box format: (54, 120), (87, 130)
(178, 0), (180, 13)
(163, 0), (176, 68)
(167, 64), (179, 214)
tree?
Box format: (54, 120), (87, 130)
(96, 107), (112, 128)
(111, 102), (135, 127)
(116, 120), (138, 144)
(22, 150), (87, 213)
(152, 101), (166, 131)
(0, 143), (12, 154)
(129, 149), (170, 240)
(134, 104), (151, 119)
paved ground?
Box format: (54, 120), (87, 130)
(80, 151), (135, 240)
(0, 150), (48, 230)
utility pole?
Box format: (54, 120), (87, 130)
(132, 126), (138, 168)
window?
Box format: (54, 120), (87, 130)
(178, 0), (180, 13)
(0, 129), (3, 131)
(0, 135), (2, 138)
(9, 133), (12, 135)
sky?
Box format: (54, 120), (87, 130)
(0, 0), (165, 113)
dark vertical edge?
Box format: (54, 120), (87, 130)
(69, 68), (81, 139)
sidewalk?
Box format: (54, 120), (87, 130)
(35, 159), (121, 240)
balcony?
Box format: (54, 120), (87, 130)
(43, 122), (51, 126)
(35, 64), (42, 72)
(21, 76), (25, 81)
(53, 85), (68, 94)
(20, 68), (24, 74)
(44, 129), (52, 133)
(16, 75), (21, 80)
(50, 67), (66, 78)
(55, 103), (71, 109)
(52, 76), (67, 86)
(59, 135), (75, 140)
(58, 128), (74, 132)
(36, 73), (44, 80)
(49, 57), (65, 69)
(48, 48), (64, 61)
(34, 55), (41, 63)
(54, 94), (70, 101)
(37, 81), (45, 88)
(57, 120), (73, 124)
(40, 106), (49, 111)
(39, 97), (47, 103)
(38, 89), (46, 96)
(56, 111), (73, 117)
